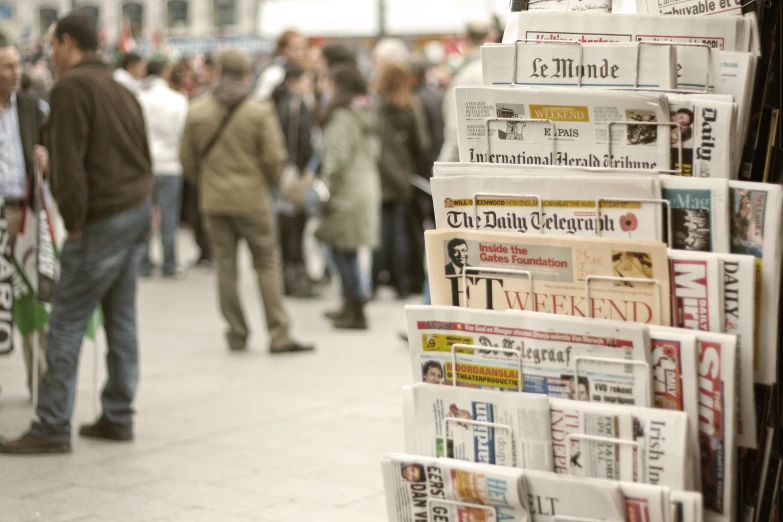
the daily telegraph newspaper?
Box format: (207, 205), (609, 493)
(430, 175), (665, 241)
(522, 470), (627, 522)
(424, 229), (672, 326)
(456, 86), (671, 171)
(405, 305), (652, 406)
(381, 453), (530, 522)
(671, 491), (705, 522)
(660, 176), (730, 253)
(693, 332), (737, 522)
(717, 253), (756, 449)
(481, 43), (676, 90)
(728, 181), (783, 385)
(528, 0), (612, 13)
(628, 0), (743, 16)
(502, 12), (753, 53)
(668, 250), (724, 333)
(402, 384), (554, 471)
(549, 398), (691, 490)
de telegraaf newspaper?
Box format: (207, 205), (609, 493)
(528, 0), (612, 13)
(481, 42), (676, 90)
(455, 86), (671, 171)
(694, 332), (737, 522)
(668, 250), (724, 333)
(402, 384), (554, 471)
(717, 253), (756, 449)
(405, 305), (652, 406)
(629, 0), (743, 16)
(522, 470), (627, 522)
(660, 176), (730, 253)
(671, 491), (705, 522)
(729, 181), (783, 385)
(382, 453), (530, 522)
(425, 229), (672, 326)
(430, 175), (664, 241)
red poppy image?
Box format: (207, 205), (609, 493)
(620, 213), (639, 232)
(663, 345), (677, 360)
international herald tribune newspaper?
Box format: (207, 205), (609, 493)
(430, 175), (664, 241)
(668, 250), (724, 333)
(425, 229), (672, 326)
(406, 305), (652, 406)
(456, 86), (671, 171)
(402, 384), (554, 472)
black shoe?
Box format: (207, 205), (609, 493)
(79, 417), (133, 442)
(333, 300), (368, 330)
(0, 432), (72, 454)
(270, 340), (315, 354)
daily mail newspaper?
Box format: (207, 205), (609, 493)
(425, 229), (672, 326)
(528, 0), (613, 13)
(522, 470), (627, 522)
(729, 181), (783, 385)
(405, 305), (652, 406)
(481, 43), (676, 90)
(382, 453), (530, 522)
(430, 175), (664, 241)
(455, 86), (671, 171)
(671, 491), (705, 522)
(693, 332), (737, 522)
(660, 176), (730, 253)
(402, 384), (554, 471)
(668, 250), (724, 333)
(629, 0), (743, 16)
(717, 253), (756, 449)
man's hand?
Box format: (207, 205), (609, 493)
(34, 145), (48, 174)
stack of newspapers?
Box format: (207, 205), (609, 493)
(382, 6), (783, 522)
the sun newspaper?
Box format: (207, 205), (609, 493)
(528, 0), (612, 13)
(628, 0), (743, 16)
(456, 86), (672, 171)
(405, 305), (652, 406)
(668, 250), (724, 333)
(660, 176), (730, 253)
(425, 229), (672, 326)
(402, 384), (554, 471)
(382, 453), (530, 522)
(430, 174), (664, 241)
(481, 42), (676, 90)
(728, 181), (783, 385)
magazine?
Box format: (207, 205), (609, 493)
(425, 229), (672, 326)
(430, 174), (664, 241)
(671, 491), (704, 522)
(455, 86), (671, 171)
(528, 0), (613, 13)
(382, 453), (530, 522)
(728, 181), (783, 385)
(481, 42), (676, 89)
(660, 176), (730, 253)
(716, 253), (756, 449)
(405, 305), (652, 405)
(628, 0), (743, 16)
(523, 470), (627, 522)
(668, 250), (724, 333)
(402, 384), (554, 471)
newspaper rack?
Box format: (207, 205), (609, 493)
(426, 499), (497, 522)
(584, 274), (664, 324)
(450, 343), (524, 393)
(471, 192), (545, 234)
(443, 417), (518, 467)
(565, 432), (644, 475)
(595, 197), (673, 246)
(574, 355), (652, 406)
(462, 266), (535, 311)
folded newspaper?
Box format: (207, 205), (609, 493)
(522, 470), (627, 522)
(430, 174), (664, 241)
(668, 250), (724, 333)
(660, 176), (730, 253)
(728, 181), (783, 385)
(425, 229), (672, 326)
(481, 42), (676, 89)
(402, 384), (554, 471)
(382, 453), (530, 522)
(405, 305), (652, 405)
(456, 86), (671, 171)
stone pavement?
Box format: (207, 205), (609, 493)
(0, 238), (413, 521)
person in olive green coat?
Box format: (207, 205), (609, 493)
(316, 65), (381, 330)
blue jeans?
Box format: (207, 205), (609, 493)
(373, 202), (409, 296)
(31, 200), (152, 442)
(141, 175), (182, 274)
(331, 248), (364, 300)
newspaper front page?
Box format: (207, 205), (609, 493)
(728, 181), (783, 385)
(425, 229), (672, 326)
(481, 43), (676, 89)
(432, 162), (666, 179)
(523, 470), (627, 522)
(402, 384), (553, 471)
(660, 176), (730, 253)
(382, 453), (530, 522)
(668, 250), (724, 333)
(455, 86), (671, 171)
(631, 0), (743, 16)
(430, 175), (664, 241)
(406, 305), (652, 405)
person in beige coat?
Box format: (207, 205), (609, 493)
(180, 49), (313, 354)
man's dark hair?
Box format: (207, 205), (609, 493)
(54, 13), (99, 52)
(146, 60), (167, 77)
(119, 52), (143, 71)
(321, 44), (356, 69)
(447, 238), (468, 255)
(422, 361), (443, 378)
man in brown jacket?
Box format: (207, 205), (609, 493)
(1, 13), (153, 454)
(180, 49), (313, 354)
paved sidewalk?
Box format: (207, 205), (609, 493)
(0, 238), (411, 521)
